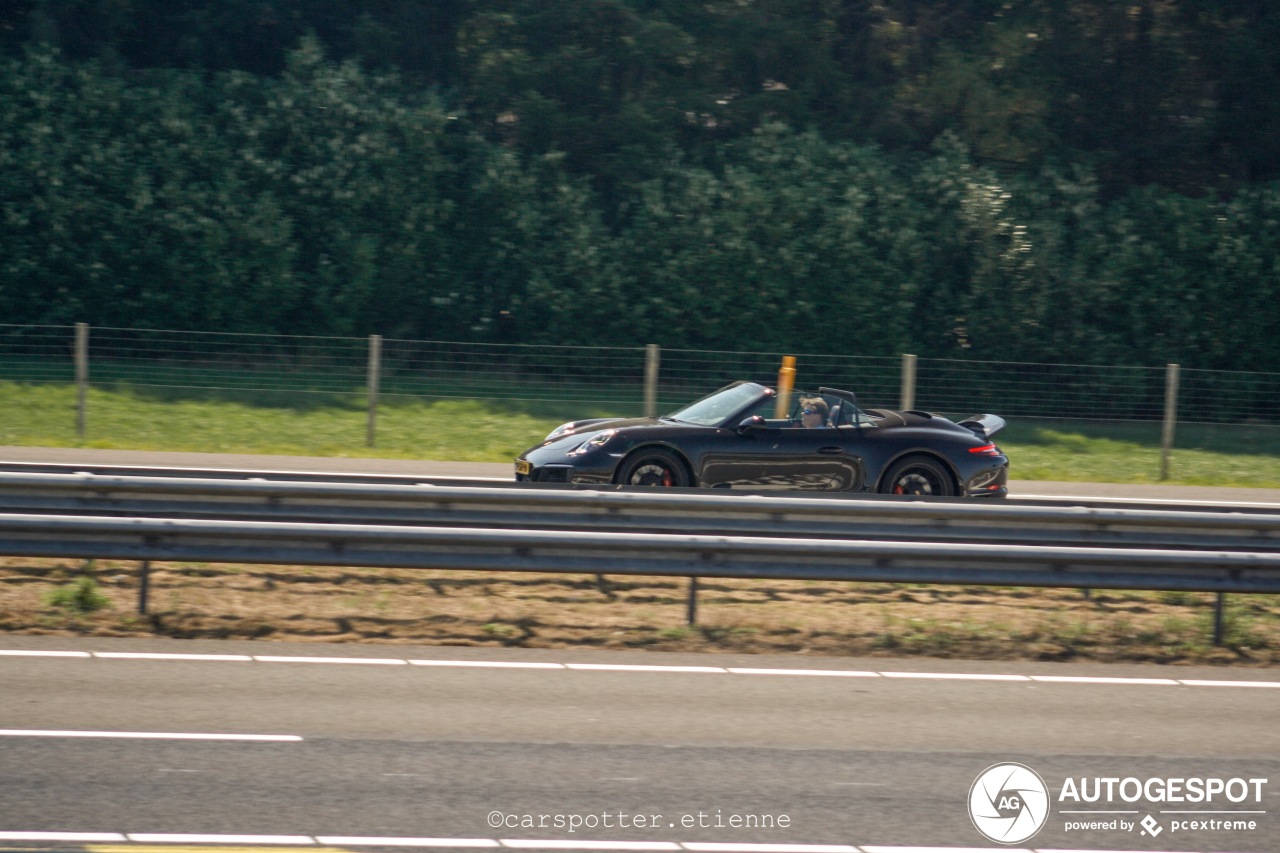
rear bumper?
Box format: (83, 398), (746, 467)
(963, 458), (1009, 498)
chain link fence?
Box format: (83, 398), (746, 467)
(3, 323), (1280, 464)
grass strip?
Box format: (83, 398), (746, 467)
(3, 381), (1280, 487)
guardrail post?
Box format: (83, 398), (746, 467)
(138, 560), (151, 615)
(1213, 592), (1226, 646)
(686, 577), (699, 625)
(901, 354), (918, 411)
(1160, 363), (1180, 481)
(366, 334), (382, 448)
(75, 323), (89, 439)
(644, 344), (660, 418)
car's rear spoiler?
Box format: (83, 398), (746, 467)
(958, 413), (1006, 439)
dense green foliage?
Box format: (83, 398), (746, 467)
(2, 3), (1280, 368)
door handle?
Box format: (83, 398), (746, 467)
(817, 446), (845, 455)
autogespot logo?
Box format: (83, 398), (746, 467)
(969, 762), (1051, 844)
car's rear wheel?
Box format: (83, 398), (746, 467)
(881, 455), (956, 497)
(618, 449), (690, 488)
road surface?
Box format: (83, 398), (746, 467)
(1, 637), (1278, 852)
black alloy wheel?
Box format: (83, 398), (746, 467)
(881, 456), (956, 497)
(618, 449), (689, 488)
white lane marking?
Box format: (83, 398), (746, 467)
(95, 652), (253, 662)
(686, 840), (855, 845)
(502, 842), (682, 851)
(0, 730), (301, 742)
(0, 832), (127, 842)
(7, 648), (1280, 690)
(128, 835), (316, 845)
(254, 656), (407, 665)
(859, 848), (1033, 853)
(880, 672), (1030, 682)
(1016, 492), (1280, 509)
(1178, 679), (1280, 688)
(1029, 675), (1179, 686)
(726, 669), (878, 678)
(1159, 809), (1267, 814)
(1032, 849), (1195, 853)
(0, 834), (1213, 853)
(410, 660), (565, 669)
(564, 664), (726, 673)
(318, 838), (500, 848)
(563, 666), (732, 671)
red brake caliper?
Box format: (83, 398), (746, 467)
(662, 470), (673, 487)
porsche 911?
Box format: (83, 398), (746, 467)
(514, 381), (1008, 497)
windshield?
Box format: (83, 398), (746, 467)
(666, 382), (771, 426)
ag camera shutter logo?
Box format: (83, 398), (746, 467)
(968, 762), (1050, 844)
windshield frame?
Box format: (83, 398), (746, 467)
(665, 381), (773, 427)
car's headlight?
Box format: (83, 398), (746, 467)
(545, 422), (577, 442)
(568, 429), (617, 455)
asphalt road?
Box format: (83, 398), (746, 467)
(1, 637), (1278, 853)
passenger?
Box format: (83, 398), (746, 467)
(798, 397), (830, 428)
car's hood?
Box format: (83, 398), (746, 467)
(533, 416), (679, 452)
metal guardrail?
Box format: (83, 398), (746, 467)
(3, 461), (1279, 514)
(3, 471), (1278, 644)
(1, 472), (1280, 551)
(2, 513), (1280, 593)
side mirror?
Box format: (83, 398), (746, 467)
(737, 415), (767, 435)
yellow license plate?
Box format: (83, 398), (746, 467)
(515, 459), (532, 476)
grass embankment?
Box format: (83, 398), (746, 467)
(4, 380), (1280, 487)
(0, 382), (543, 462)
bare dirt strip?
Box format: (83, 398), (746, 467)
(2, 557), (1277, 666)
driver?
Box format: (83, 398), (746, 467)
(797, 397), (829, 428)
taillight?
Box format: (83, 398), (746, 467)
(969, 443), (1000, 456)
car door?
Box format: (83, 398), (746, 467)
(697, 422), (866, 490)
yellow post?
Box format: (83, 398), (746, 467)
(775, 356), (796, 418)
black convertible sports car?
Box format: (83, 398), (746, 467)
(515, 381), (1009, 497)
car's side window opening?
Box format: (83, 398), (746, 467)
(738, 393), (791, 426)
(742, 391), (845, 428)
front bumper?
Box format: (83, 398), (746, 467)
(515, 461), (573, 484)
(515, 458), (614, 485)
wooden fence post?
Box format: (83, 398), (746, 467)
(1160, 363), (1180, 481)
(901, 353), (918, 411)
(75, 323), (89, 440)
(366, 334), (382, 448)
(644, 344), (660, 418)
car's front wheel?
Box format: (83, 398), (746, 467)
(618, 449), (690, 488)
(881, 455), (956, 497)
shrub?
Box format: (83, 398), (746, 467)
(44, 576), (111, 615)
